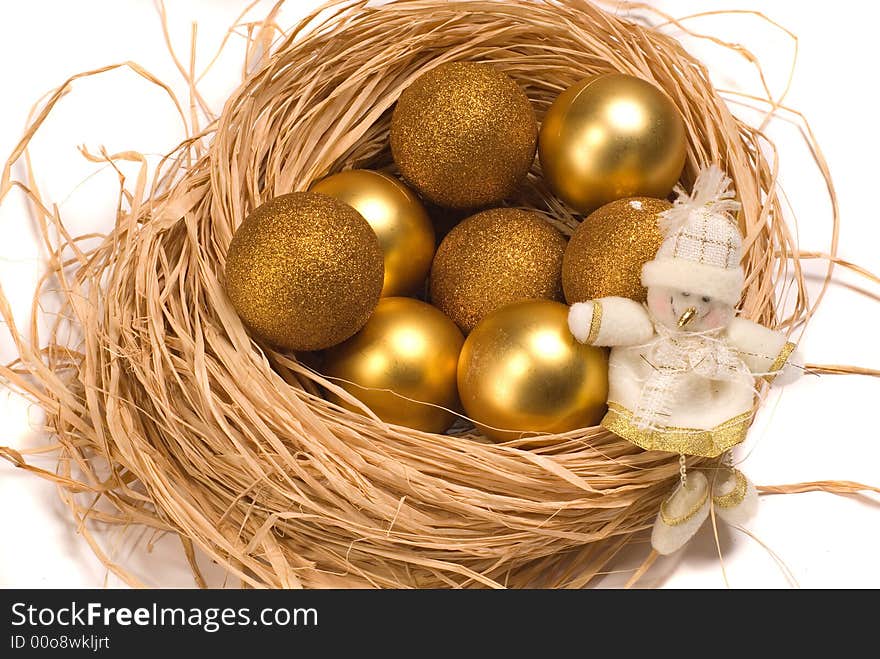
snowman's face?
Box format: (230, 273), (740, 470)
(646, 286), (734, 332)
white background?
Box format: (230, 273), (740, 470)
(1, 0), (878, 588)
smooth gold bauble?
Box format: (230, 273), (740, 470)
(457, 300), (609, 441)
(430, 208), (567, 333)
(391, 62), (538, 209)
(539, 74), (686, 213)
(563, 197), (671, 303)
(323, 297), (465, 433)
(310, 170), (435, 296)
(224, 192), (384, 351)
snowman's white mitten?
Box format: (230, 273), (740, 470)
(651, 471), (711, 555)
(726, 318), (797, 380)
(568, 302), (594, 344)
(568, 297), (653, 347)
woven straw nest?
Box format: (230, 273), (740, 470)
(1, 0), (819, 588)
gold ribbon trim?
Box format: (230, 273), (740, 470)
(712, 468), (749, 509)
(586, 300), (603, 345)
(601, 402), (752, 458)
(764, 341), (796, 382)
(659, 486), (709, 527)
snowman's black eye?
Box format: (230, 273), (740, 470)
(702, 296), (711, 303)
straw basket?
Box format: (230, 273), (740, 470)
(0, 0), (816, 588)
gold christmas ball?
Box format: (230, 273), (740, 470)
(323, 297), (465, 433)
(224, 192), (384, 351)
(391, 62), (538, 209)
(539, 73), (687, 213)
(310, 170), (435, 297)
(563, 197), (671, 303)
(457, 300), (608, 441)
(430, 208), (567, 333)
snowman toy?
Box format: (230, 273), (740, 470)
(568, 164), (803, 555)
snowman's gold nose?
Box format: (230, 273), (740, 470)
(677, 307), (697, 328)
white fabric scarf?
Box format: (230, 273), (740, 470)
(631, 321), (752, 431)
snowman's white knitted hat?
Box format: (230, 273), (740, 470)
(641, 165), (744, 306)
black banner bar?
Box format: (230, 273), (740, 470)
(0, 588), (854, 653)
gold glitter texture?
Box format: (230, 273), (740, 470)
(765, 341), (796, 382)
(563, 197), (671, 304)
(602, 402), (752, 458)
(712, 468), (749, 509)
(224, 192), (384, 351)
(539, 74), (687, 213)
(586, 300), (603, 345)
(430, 208), (567, 333)
(660, 482), (709, 526)
(390, 62), (538, 209)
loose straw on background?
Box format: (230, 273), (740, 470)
(0, 0), (877, 589)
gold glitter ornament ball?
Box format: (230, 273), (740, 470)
(224, 192), (384, 351)
(563, 197), (671, 304)
(457, 300), (609, 442)
(323, 297), (465, 433)
(310, 170), (435, 297)
(390, 62), (538, 209)
(430, 208), (567, 333)
(539, 74), (687, 213)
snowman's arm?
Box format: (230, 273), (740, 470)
(568, 297), (654, 347)
(725, 317), (802, 384)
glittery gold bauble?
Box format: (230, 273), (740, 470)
(391, 62), (538, 209)
(323, 297), (465, 433)
(310, 170), (435, 296)
(430, 208), (567, 333)
(224, 192), (384, 351)
(563, 197), (671, 304)
(457, 300), (608, 441)
(539, 74), (687, 213)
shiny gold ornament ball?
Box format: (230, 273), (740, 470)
(310, 170), (435, 297)
(539, 73), (687, 213)
(391, 62), (538, 209)
(224, 192), (384, 351)
(323, 297), (465, 433)
(457, 300), (608, 442)
(563, 197), (671, 304)
(430, 208), (567, 333)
